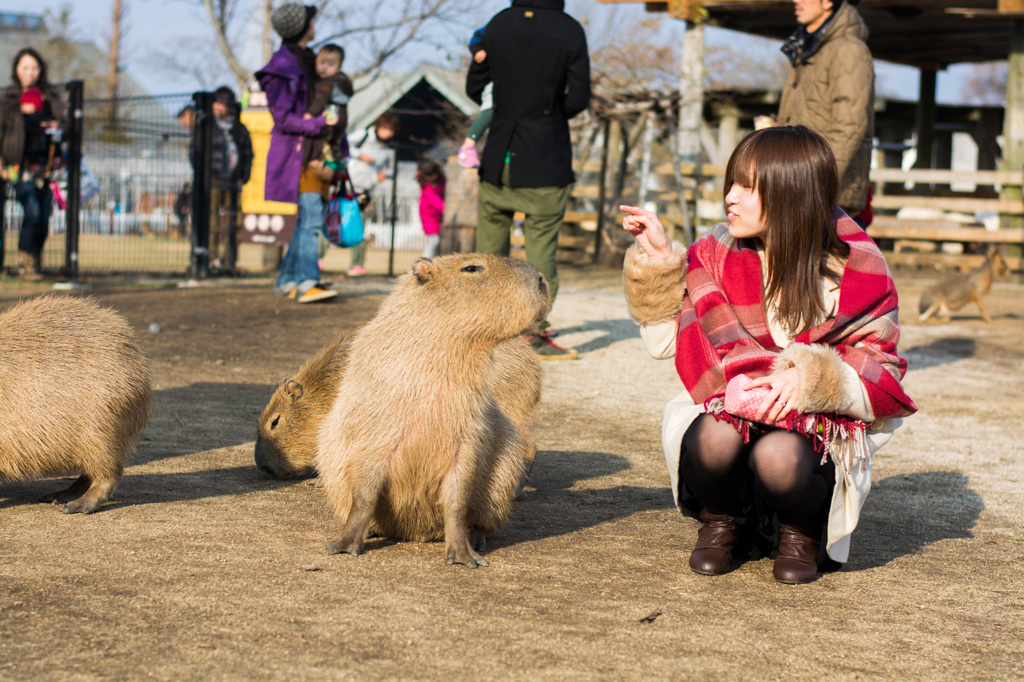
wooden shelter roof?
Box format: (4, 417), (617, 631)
(606, 0), (1024, 69)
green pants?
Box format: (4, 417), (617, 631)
(476, 164), (568, 330)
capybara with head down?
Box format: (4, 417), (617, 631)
(316, 253), (548, 567)
(0, 295), (155, 513)
(254, 334), (352, 479)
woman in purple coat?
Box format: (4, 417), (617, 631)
(256, 3), (338, 303)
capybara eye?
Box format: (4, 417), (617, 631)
(271, 416), (280, 430)
(461, 265), (484, 273)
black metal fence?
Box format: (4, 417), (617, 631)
(2, 83), (195, 277)
(1, 81), (431, 279)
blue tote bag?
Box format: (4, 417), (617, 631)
(323, 176), (365, 248)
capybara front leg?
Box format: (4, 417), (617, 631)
(445, 522), (489, 568)
(326, 494), (375, 557)
(58, 475), (119, 514)
(443, 444), (490, 567)
(469, 528), (487, 553)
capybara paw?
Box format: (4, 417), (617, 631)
(445, 544), (489, 568)
(58, 497), (103, 514)
(326, 536), (363, 556)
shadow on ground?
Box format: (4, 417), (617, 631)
(496, 449), (675, 548)
(903, 337), (977, 371)
(137, 382), (276, 463)
(0, 464), (297, 511)
(846, 471), (983, 571)
(554, 318), (637, 354)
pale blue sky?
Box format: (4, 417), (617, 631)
(5, 0), (982, 104)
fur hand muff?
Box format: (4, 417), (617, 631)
(622, 242), (688, 326)
(772, 343), (850, 414)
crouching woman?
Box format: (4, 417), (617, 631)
(621, 126), (916, 584)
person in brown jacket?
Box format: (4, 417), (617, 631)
(775, 0), (874, 222)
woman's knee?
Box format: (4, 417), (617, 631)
(750, 431), (817, 487)
(683, 414), (746, 473)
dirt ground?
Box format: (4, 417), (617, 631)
(0, 262), (1022, 681)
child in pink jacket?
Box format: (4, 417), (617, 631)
(416, 158), (445, 258)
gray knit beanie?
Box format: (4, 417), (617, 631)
(271, 3), (316, 42)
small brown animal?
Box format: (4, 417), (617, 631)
(0, 295), (154, 513)
(255, 334), (353, 479)
(919, 246), (1009, 324)
(316, 253), (548, 567)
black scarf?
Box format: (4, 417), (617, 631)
(780, 6), (841, 67)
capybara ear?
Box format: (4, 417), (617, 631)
(284, 379), (304, 400)
(413, 258), (434, 284)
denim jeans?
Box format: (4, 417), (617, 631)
(276, 192), (323, 295)
(15, 180), (52, 257)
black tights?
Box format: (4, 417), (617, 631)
(681, 413), (834, 531)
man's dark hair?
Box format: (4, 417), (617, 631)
(319, 43), (345, 65)
(213, 86), (236, 106)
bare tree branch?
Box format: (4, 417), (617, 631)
(200, 0), (251, 87)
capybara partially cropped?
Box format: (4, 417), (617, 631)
(316, 253), (548, 567)
(255, 334), (352, 479)
(0, 295), (154, 513)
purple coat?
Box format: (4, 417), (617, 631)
(255, 45), (325, 204)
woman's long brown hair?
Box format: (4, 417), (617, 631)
(9, 47), (48, 89)
(723, 125), (850, 334)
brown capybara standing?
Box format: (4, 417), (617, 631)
(316, 253), (548, 567)
(254, 334), (541, 484)
(255, 334), (353, 479)
(0, 295), (154, 513)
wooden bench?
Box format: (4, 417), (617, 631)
(868, 168), (1023, 271)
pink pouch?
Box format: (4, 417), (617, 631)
(724, 374), (772, 423)
(723, 373), (815, 430)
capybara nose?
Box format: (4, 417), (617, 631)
(257, 462), (284, 479)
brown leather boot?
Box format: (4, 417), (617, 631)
(689, 509), (738, 576)
(773, 524), (821, 584)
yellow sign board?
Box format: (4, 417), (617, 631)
(240, 109), (297, 217)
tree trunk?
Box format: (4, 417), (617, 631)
(107, 0), (122, 131)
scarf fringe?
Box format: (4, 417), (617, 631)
(704, 396), (870, 474)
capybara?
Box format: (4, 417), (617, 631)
(0, 295), (155, 513)
(254, 334), (352, 479)
(316, 253), (548, 567)
(254, 333), (542, 483)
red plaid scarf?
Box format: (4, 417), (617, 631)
(675, 209), (917, 462)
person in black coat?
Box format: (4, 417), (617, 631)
(190, 86), (254, 273)
(465, 0), (590, 360)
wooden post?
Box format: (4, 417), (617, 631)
(678, 20), (704, 167)
(593, 117), (611, 263)
(1001, 19), (1024, 230)
(442, 156), (479, 254)
(715, 104), (740, 165)
(914, 69), (937, 170)
(638, 111), (656, 207)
